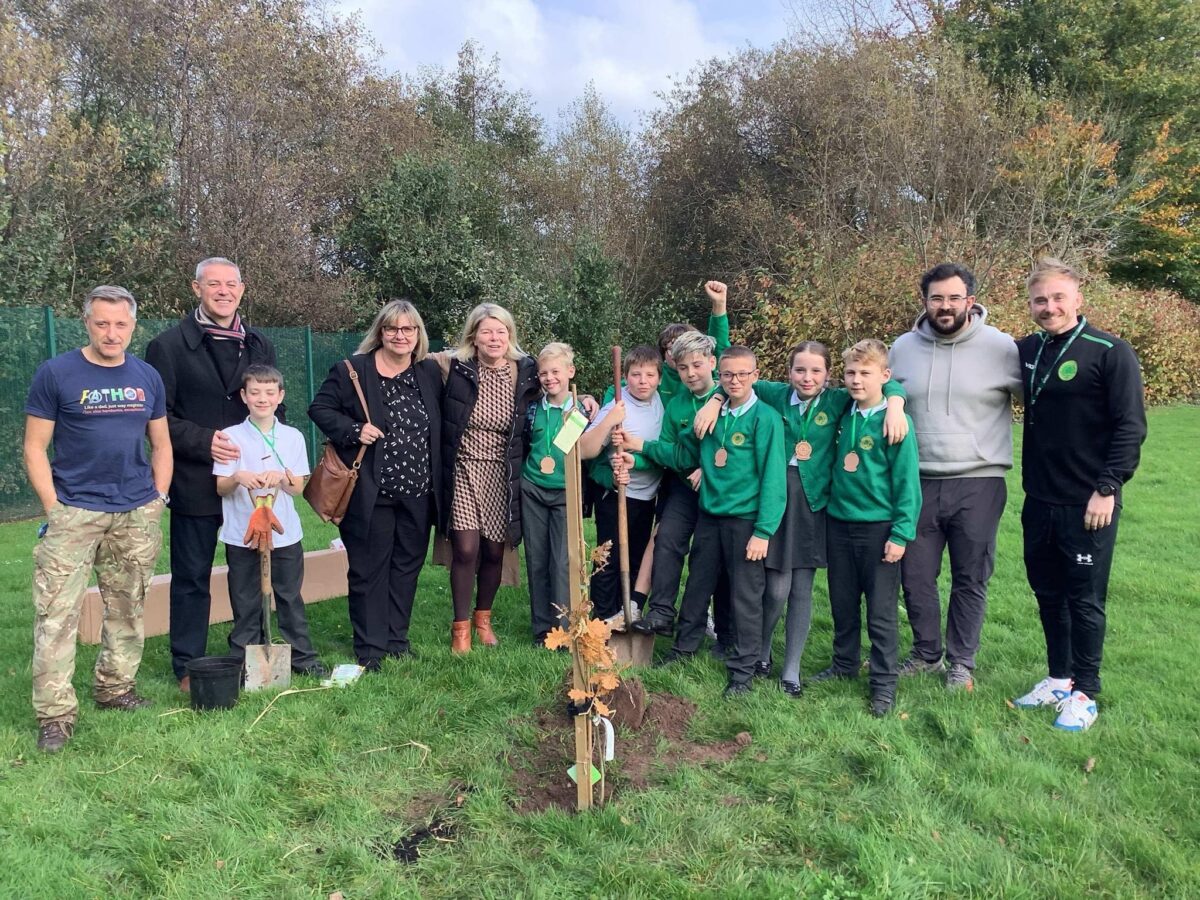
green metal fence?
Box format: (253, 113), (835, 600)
(0, 308), (370, 521)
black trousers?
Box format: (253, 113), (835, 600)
(225, 541), (317, 667)
(1022, 497), (1120, 697)
(169, 512), (222, 680)
(646, 477), (698, 624)
(590, 490), (655, 621)
(672, 513), (762, 685)
(521, 478), (569, 639)
(341, 493), (432, 666)
(900, 477), (1006, 669)
(827, 517), (901, 696)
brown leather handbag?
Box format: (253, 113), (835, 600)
(304, 360), (371, 525)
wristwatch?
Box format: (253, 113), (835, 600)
(158, 491), (171, 505)
(1096, 483), (1116, 497)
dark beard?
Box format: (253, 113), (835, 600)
(929, 309), (969, 335)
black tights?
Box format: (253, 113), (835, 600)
(450, 529), (506, 621)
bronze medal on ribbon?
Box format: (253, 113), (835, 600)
(540, 456), (556, 475)
(843, 451), (860, 472)
(795, 440), (813, 461)
(714, 447), (729, 468)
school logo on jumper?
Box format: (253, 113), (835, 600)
(730, 432), (746, 446)
(859, 435), (875, 451)
(814, 412), (829, 426)
(1075, 553), (1093, 566)
(77, 385), (148, 415)
(1058, 360), (1078, 381)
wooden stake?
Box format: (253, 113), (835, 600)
(564, 384), (593, 811)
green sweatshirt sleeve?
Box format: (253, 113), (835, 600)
(640, 429), (678, 470)
(882, 378), (907, 401)
(675, 427), (701, 473)
(752, 379), (791, 409)
(753, 409), (787, 539)
(708, 313), (730, 358)
(886, 419), (921, 545)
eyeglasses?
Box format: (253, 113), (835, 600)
(719, 370), (757, 382)
(926, 295), (968, 307)
(382, 325), (418, 337)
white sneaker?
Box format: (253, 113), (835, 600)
(1013, 677), (1072, 709)
(1054, 691), (1098, 732)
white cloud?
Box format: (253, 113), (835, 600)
(333, 0), (791, 129)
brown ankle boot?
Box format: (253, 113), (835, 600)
(451, 620), (471, 654)
(472, 609), (499, 646)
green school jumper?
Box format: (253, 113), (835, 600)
(750, 379), (907, 512)
(679, 394), (787, 539)
(826, 403), (921, 546)
(522, 396), (586, 490)
(638, 384), (720, 475)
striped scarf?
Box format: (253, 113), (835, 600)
(194, 306), (246, 344)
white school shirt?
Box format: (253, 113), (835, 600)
(213, 418), (311, 549)
(588, 387), (664, 501)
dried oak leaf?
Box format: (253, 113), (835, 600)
(567, 688), (593, 704)
(592, 698), (612, 716)
(543, 627), (572, 651)
(591, 671), (621, 692)
(590, 540), (613, 571)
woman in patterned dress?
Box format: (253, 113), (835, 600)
(431, 304), (541, 653)
(309, 300), (443, 669)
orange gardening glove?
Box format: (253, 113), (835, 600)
(243, 493), (284, 550)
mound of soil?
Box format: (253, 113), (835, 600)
(507, 689), (750, 814)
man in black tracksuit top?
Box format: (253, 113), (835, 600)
(1011, 258), (1146, 732)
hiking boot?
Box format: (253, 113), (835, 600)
(779, 679), (804, 698)
(654, 648), (694, 668)
(810, 666), (856, 683)
(96, 690), (151, 711)
(754, 659), (772, 679)
(1053, 691), (1098, 732)
(870, 693), (895, 717)
(898, 656), (946, 677)
(37, 720), (73, 753)
(631, 616), (673, 636)
(1013, 677), (1073, 709)
(945, 663), (974, 692)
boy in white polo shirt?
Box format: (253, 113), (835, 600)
(213, 365), (324, 675)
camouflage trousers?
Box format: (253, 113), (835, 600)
(32, 499), (164, 724)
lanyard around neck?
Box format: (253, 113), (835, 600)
(1029, 317), (1086, 407)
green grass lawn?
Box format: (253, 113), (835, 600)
(1, 407), (1197, 898)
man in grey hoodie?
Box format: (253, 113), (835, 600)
(889, 263), (1023, 690)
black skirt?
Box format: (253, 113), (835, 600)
(765, 465), (827, 571)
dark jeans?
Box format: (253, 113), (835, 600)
(590, 490), (655, 621)
(827, 518), (901, 696)
(1022, 497), (1120, 697)
(169, 512), (221, 680)
(521, 478), (569, 639)
(672, 513), (763, 685)
(341, 493), (432, 666)
(225, 541), (317, 667)
(645, 477), (699, 625)
(901, 477), (1006, 669)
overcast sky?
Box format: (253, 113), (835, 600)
(332, 0), (803, 130)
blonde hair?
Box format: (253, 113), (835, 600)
(357, 299), (430, 359)
(455, 303), (526, 362)
(537, 342), (575, 366)
(1027, 257), (1084, 291)
(842, 339), (889, 369)
(670, 332), (717, 366)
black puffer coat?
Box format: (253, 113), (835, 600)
(438, 354), (540, 544)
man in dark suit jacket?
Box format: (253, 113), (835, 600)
(145, 257), (281, 690)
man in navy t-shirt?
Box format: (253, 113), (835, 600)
(23, 285), (173, 753)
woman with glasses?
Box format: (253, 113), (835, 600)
(309, 299), (443, 670)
